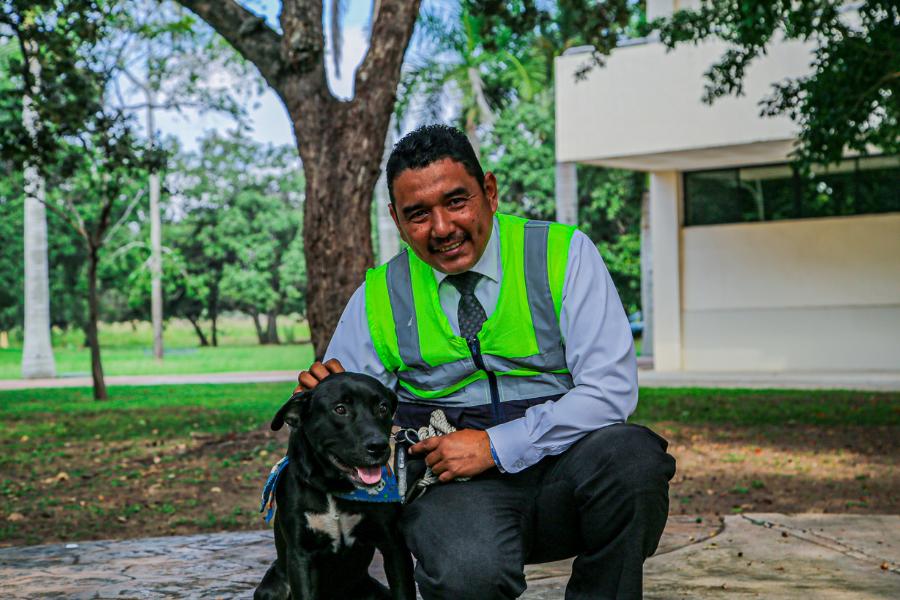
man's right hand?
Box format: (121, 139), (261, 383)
(294, 358), (345, 393)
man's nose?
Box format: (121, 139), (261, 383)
(431, 207), (454, 238)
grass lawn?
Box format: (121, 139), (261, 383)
(1, 384), (898, 546)
(0, 317), (313, 379)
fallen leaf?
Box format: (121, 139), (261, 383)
(6, 513), (24, 522)
(881, 562), (889, 571)
(19, 435), (29, 443)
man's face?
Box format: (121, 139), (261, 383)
(389, 158), (498, 275)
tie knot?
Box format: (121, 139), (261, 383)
(446, 271), (481, 296)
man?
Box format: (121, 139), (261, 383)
(296, 124), (675, 599)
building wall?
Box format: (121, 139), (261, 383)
(555, 37), (811, 170)
(681, 213), (900, 371)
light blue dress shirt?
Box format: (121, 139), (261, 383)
(324, 218), (638, 473)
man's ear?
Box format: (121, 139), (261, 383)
(483, 171), (499, 213)
(271, 391), (311, 431)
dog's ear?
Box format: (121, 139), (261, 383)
(386, 388), (399, 414)
(271, 391), (311, 431)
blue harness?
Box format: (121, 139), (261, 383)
(260, 456), (402, 524)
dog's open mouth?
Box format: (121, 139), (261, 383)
(329, 455), (384, 487)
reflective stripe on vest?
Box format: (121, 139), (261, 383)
(365, 214), (576, 405)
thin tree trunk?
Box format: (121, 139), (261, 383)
(187, 316), (209, 346)
(211, 311), (219, 347)
(265, 311), (280, 345)
(251, 310), (266, 345)
(86, 248), (107, 400)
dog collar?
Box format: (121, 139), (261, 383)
(259, 456), (401, 524)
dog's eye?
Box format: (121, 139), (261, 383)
(334, 404), (348, 416)
(377, 403), (389, 416)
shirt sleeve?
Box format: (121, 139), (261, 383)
(486, 229), (638, 473)
(323, 284), (398, 391)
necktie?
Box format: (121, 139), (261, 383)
(446, 271), (487, 342)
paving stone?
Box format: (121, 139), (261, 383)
(1, 515), (896, 598)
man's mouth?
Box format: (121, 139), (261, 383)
(329, 454), (384, 487)
(431, 237), (467, 254)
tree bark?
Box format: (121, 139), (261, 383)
(175, 0), (420, 359)
(85, 247), (108, 400)
(21, 41), (56, 379)
(265, 310), (280, 344)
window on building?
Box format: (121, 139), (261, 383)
(683, 156), (900, 226)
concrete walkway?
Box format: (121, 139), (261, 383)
(3, 368), (900, 391)
(1, 514), (897, 599)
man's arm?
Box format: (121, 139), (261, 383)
(486, 230), (638, 473)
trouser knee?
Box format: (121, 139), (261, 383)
(415, 551), (525, 600)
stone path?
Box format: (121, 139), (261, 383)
(1, 514), (897, 599)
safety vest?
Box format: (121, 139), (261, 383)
(365, 214), (576, 428)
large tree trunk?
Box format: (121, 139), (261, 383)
(174, 0), (420, 359)
(21, 43), (56, 379)
(85, 248), (107, 400)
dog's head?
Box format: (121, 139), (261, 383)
(271, 372), (398, 489)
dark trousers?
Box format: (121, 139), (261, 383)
(400, 424), (676, 600)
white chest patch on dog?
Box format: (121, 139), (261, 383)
(305, 495), (363, 552)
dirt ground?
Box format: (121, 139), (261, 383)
(1, 423), (897, 547)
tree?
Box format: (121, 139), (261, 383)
(174, 0), (420, 357)
(109, 0), (259, 359)
(171, 131), (306, 346)
(648, 0), (899, 167)
(1, 0), (161, 399)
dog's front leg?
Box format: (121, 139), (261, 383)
(378, 529), (416, 600)
(285, 548), (316, 599)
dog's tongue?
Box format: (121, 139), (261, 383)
(356, 466), (382, 485)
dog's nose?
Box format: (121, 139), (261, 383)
(365, 440), (389, 458)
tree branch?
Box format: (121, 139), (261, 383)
(174, 0), (285, 93)
(354, 0), (421, 106)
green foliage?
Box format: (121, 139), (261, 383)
(170, 130), (306, 342)
(648, 0), (900, 166)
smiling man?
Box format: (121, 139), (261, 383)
(296, 124), (676, 599)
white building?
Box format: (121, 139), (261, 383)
(555, 0), (900, 374)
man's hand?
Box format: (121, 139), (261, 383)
(294, 358), (345, 393)
(410, 429), (495, 482)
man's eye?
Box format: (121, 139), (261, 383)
(409, 210), (427, 222)
(334, 405), (348, 416)
(448, 196), (467, 206)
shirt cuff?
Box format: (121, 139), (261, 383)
(487, 438), (505, 473)
(486, 419), (541, 474)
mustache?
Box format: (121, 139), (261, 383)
(428, 233), (468, 253)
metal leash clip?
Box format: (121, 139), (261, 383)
(393, 429), (421, 504)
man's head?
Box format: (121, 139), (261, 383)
(386, 124), (498, 275)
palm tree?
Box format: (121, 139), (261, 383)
(19, 41), (56, 379)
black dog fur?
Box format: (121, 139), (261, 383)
(253, 372), (416, 600)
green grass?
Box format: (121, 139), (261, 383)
(632, 387), (900, 427)
(0, 317), (313, 379)
(0, 385), (896, 449)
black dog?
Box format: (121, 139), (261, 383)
(254, 372), (416, 600)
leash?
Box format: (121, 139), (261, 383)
(394, 409), (469, 504)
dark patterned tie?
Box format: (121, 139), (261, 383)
(446, 271), (487, 341)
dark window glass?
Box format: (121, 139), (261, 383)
(684, 156), (900, 226)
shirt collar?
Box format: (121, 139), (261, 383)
(433, 216), (500, 285)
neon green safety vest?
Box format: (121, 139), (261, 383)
(365, 214), (576, 420)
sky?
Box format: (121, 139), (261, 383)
(154, 0), (379, 152)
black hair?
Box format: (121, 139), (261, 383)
(385, 124), (485, 204)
